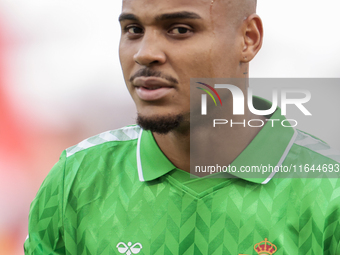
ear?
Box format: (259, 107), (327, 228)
(240, 14), (263, 63)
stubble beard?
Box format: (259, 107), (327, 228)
(136, 113), (186, 135)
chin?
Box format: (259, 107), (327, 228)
(136, 113), (185, 134)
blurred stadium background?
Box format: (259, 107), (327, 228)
(0, 0), (339, 254)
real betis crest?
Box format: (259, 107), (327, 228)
(239, 238), (277, 255)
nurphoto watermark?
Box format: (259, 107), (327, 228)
(190, 78), (340, 179)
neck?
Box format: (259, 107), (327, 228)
(153, 123), (191, 172)
(153, 110), (266, 174)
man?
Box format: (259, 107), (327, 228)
(24, 0), (340, 254)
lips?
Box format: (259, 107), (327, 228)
(133, 77), (175, 101)
(142, 86), (162, 90)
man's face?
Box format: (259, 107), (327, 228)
(119, 0), (246, 132)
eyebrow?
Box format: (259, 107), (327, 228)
(119, 13), (138, 22)
(119, 11), (202, 22)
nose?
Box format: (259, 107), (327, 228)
(133, 31), (166, 67)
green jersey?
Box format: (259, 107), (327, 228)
(25, 101), (340, 254)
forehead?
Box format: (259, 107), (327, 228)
(121, 0), (234, 22)
(122, 0), (210, 11)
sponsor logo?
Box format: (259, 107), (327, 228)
(116, 242), (143, 255)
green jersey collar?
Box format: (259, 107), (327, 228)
(137, 97), (297, 184)
(137, 128), (176, 181)
(229, 96), (297, 184)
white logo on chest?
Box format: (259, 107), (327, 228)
(116, 242), (143, 255)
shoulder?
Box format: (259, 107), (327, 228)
(62, 125), (141, 182)
(271, 129), (340, 180)
(40, 125), (142, 199)
(65, 125), (141, 158)
(290, 129), (340, 164)
(294, 130), (340, 163)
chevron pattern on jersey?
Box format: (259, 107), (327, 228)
(26, 162), (340, 254)
(25, 125), (340, 254)
(24, 152), (66, 254)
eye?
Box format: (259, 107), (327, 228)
(169, 26), (192, 35)
(126, 25), (144, 34)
